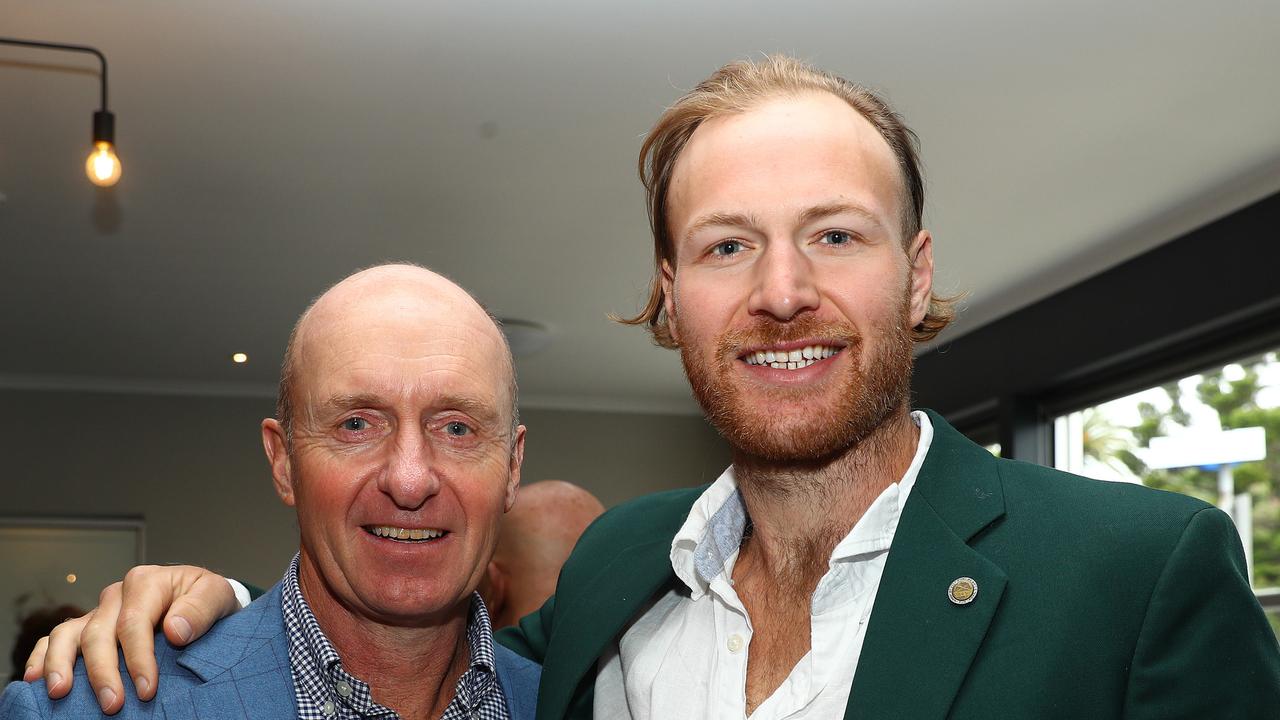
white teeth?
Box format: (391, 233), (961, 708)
(369, 525), (444, 541)
(744, 345), (841, 368)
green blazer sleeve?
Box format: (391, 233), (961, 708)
(1123, 506), (1280, 717)
(496, 595), (555, 664)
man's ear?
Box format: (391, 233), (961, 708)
(660, 259), (680, 344)
(906, 230), (935, 329)
(262, 418), (296, 506)
(504, 424), (526, 513)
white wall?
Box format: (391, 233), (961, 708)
(520, 406), (730, 508)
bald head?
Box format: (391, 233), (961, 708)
(481, 479), (604, 625)
(276, 264), (518, 443)
(496, 480), (605, 567)
(481, 480), (605, 627)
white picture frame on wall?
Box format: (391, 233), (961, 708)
(0, 517), (145, 681)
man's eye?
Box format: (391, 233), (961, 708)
(711, 240), (745, 256)
(820, 230), (853, 246)
(444, 422), (471, 437)
(341, 417), (370, 432)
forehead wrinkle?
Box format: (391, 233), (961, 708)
(306, 348), (505, 424)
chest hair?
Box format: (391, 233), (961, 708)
(734, 560), (828, 715)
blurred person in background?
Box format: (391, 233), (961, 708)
(9, 607), (82, 683)
(479, 480), (605, 630)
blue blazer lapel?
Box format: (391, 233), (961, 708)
(160, 583), (297, 720)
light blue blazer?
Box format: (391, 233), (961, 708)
(1, 583), (540, 719)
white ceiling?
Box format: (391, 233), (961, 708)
(3, 0), (1279, 414)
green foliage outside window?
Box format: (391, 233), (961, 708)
(1080, 353), (1280, 589)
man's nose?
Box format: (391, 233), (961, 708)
(378, 429), (441, 510)
(747, 241), (820, 321)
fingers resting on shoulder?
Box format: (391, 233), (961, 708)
(22, 564), (240, 715)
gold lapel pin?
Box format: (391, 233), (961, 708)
(948, 576), (978, 605)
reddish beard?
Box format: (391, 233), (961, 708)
(680, 307), (914, 463)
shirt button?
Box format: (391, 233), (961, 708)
(335, 680), (353, 698)
(322, 699), (336, 716)
(727, 633), (745, 653)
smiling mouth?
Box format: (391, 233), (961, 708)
(364, 525), (448, 543)
(741, 344), (842, 370)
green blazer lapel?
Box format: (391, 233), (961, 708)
(538, 538), (680, 720)
(845, 412), (1008, 720)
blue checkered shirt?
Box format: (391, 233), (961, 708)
(280, 555), (509, 720)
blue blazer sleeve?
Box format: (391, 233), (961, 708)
(0, 680), (50, 719)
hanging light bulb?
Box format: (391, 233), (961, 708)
(0, 38), (121, 186)
(86, 141), (121, 186)
(85, 109), (121, 187)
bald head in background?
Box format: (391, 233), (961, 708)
(480, 480), (605, 628)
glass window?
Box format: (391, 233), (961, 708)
(958, 421), (999, 457)
(1052, 349), (1280, 633)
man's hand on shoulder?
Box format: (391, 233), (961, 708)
(22, 564), (242, 715)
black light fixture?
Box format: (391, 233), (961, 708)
(0, 36), (121, 186)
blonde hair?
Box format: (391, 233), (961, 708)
(617, 54), (958, 348)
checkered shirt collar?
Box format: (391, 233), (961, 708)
(280, 554), (508, 719)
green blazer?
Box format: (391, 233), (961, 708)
(498, 411), (1280, 719)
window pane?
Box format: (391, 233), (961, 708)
(1053, 349), (1280, 592)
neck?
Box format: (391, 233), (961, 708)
(731, 409), (920, 589)
(297, 556), (471, 720)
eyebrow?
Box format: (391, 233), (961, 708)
(682, 211), (762, 244)
(435, 394), (501, 424)
(682, 202), (886, 245)
(319, 393), (500, 424)
(320, 394), (385, 415)
(796, 202), (886, 230)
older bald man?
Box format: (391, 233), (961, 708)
(0, 264), (540, 719)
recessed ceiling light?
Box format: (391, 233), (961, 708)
(498, 319), (552, 357)
(231, 352), (249, 363)
(66, 573), (77, 584)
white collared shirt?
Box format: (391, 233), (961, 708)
(593, 411), (934, 720)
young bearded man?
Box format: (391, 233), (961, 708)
(21, 56), (1280, 719)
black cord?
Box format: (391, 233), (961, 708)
(0, 36), (109, 110)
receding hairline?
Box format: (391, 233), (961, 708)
(670, 90), (911, 244)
